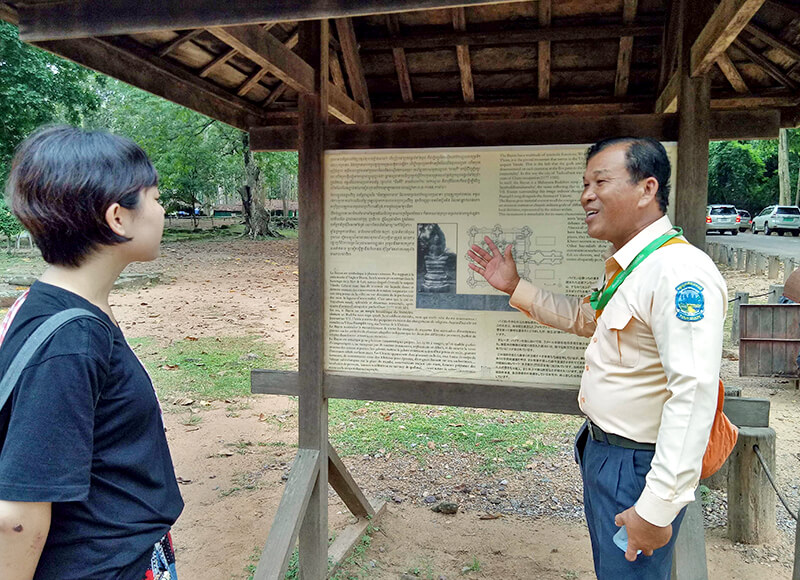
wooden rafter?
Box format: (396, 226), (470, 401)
(766, 0), (800, 18)
(236, 67), (269, 97)
(198, 47), (237, 78)
(655, 69), (679, 113)
(452, 8), (474, 103)
(34, 36), (269, 130)
(330, 51), (346, 91)
(335, 18), (374, 121)
(691, 0), (766, 77)
(158, 28), (204, 57)
(263, 83), (289, 107)
(386, 15), (413, 103)
(614, 0), (638, 97)
(207, 25), (368, 123)
(716, 51), (749, 93)
(658, 0), (682, 93)
(733, 37), (799, 89)
(359, 23), (662, 50)
(18, 0), (531, 41)
(745, 22), (800, 63)
(538, 0), (551, 100)
(198, 23), (286, 80)
(236, 30), (303, 99)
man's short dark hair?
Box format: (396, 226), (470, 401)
(586, 137), (671, 213)
(6, 125), (158, 267)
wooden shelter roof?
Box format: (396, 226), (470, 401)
(3, 0), (800, 132)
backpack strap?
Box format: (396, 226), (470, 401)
(0, 308), (110, 411)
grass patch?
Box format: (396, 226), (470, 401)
(132, 335), (286, 401)
(161, 223), (246, 243)
(461, 556), (481, 574)
(329, 400), (580, 473)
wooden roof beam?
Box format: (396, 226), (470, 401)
(716, 51), (749, 93)
(207, 25), (367, 124)
(360, 23), (662, 50)
(18, 0), (526, 41)
(330, 51), (347, 91)
(745, 22), (800, 63)
(452, 8), (475, 103)
(691, 0), (766, 77)
(614, 0), (638, 97)
(158, 28), (204, 57)
(249, 110), (781, 151)
(386, 15), (413, 103)
(34, 37), (269, 130)
(733, 37), (799, 90)
(538, 0), (551, 100)
(655, 70), (679, 113)
(335, 18), (374, 121)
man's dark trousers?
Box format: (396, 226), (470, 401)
(575, 422), (687, 579)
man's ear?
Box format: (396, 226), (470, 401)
(105, 203), (127, 237)
(638, 177), (659, 208)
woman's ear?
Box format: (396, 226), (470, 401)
(105, 203), (127, 237)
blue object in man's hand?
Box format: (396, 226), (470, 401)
(613, 525), (642, 555)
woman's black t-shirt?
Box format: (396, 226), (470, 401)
(0, 281), (183, 580)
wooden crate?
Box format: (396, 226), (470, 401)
(739, 304), (800, 378)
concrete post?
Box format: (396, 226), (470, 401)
(731, 292), (749, 346)
(727, 427), (777, 544)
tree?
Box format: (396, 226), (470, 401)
(0, 198), (21, 252)
(707, 141), (767, 213)
(0, 22), (102, 183)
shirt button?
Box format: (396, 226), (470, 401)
(585, 364), (590, 371)
(593, 337), (598, 343)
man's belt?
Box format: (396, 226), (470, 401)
(587, 420), (656, 451)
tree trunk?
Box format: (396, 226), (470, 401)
(779, 128), (791, 205)
(240, 133), (282, 238)
(795, 157), (800, 206)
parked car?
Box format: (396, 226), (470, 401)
(736, 209), (751, 232)
(706, 204), (739, 235)
(751, 205), (800, 236)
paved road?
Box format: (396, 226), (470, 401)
(705, 229), (800, 258)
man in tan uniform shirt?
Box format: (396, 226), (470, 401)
(468, 138), (726, 579)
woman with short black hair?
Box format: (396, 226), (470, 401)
(0, 125), (183, 580)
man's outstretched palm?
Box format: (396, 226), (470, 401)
(467, 236), (521, 296)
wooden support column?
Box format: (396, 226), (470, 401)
(297, 19), (328, 579)
(676, 0), (712, 247)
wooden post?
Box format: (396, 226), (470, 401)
(786, 258), (797, 283)
(768, 284), (784, 304)
(737, 247), (745, 270)
(675, 0), (712, 248)
(727, 246), (737, 268)
(671, 487), (708, 580)
(732, 291), (749, 345)
(727, 426), (777, 543)
(756, 253), (768, 275)
(746, 250), (757, 274)
(768, 255), (780, 279)
(297, 19), (329, 579)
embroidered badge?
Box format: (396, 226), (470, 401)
(675, 281), (704, 321)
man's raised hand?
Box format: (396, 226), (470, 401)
(467, 236), (521, 296)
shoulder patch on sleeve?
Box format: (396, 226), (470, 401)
(675, 281), (704, 321)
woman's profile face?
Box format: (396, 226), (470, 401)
(121, 186), (165, 263)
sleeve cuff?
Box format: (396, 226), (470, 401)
(635, 485), (691, 527)
(509, 278), (536, 316)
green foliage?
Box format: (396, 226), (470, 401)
(0, 22), (102, 182)
(329, 399), (577, 473)
(0, 198), (22, 248)
(707, 141), (766, 213)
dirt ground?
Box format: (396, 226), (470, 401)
(99, 238), (799, 580)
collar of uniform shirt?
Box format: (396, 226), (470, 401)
(607, 214), (676, 271)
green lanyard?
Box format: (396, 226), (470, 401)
(590, 227), (683, 312)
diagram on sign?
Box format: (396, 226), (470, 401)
(466, 224), (563, 289)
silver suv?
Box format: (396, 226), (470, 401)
(706, 204), (739, 235)
(751, 205), (800, 236)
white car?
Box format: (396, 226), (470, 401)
(706, 205), (739, 235)
(751, 205), (800, 236)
